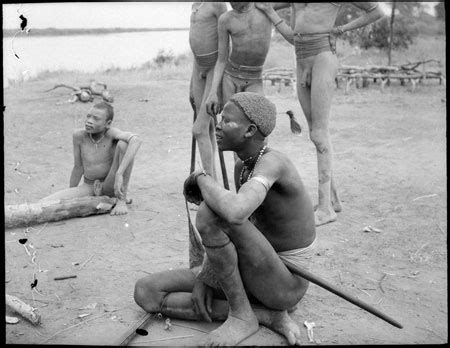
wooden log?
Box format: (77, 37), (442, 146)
(5, 196), (117, 229)
(6, 294), (41, 326)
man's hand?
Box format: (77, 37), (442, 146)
(191, 279), (214, 322)
(255, 2), (273, 12)
(205, 92), (222, 117)
(114, 173), (124, 200)
(183, 170), (204, 205)
(330, 25), (345, 37)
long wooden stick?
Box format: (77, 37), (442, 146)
(212, 114), (229, 190)
(188, 97), (205, 269)
(116, 313), (153, 346)
(189, 96), (197, 174)
(282, 259), (403, 329)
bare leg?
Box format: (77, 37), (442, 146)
(198, 225), (259, 345)
(39, 182), (94, 202)
(101, 140), (134, 215)
(195, 203), (309, 346)
(134, 269), (302, 345)
(296, 53), (341, 226)
(192, 63), (218, 178)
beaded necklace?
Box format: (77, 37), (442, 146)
(239, 145), (267, 186)
(89, 132), (106, 149)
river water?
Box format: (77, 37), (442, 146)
(3, 30), (191, 82)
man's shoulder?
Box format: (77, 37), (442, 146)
(105, 127), (123, 138)
(219, 10), (234, 23)
(211, 2), (227, 13)
(73, 129), (86, 140)
(263, 149), (290, 165)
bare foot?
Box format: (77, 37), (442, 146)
(314, 200), (342, 213)
(259, 310), (302, 346)
(331, 190), (342, 212)
(93, 180), (103, 196)
(202, 314), (259, 346)
(110, 199), (128, 215)
(314, 208), (337, 226)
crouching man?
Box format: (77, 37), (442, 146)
(134, 92), (316, 346)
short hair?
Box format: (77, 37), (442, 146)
(229, 92), (277, 137)
(93, 101), (114, 121)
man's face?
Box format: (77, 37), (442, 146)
(215, 101), (250, 152)
(230, 2), (250, 11)
(85, 107), (110, 134)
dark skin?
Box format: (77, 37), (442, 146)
(256, 2), (384, 226)
(135, 99), (316, 346)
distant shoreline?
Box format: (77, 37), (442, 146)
(2, 27), (189, 37)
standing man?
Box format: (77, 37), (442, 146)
(134, 93), (317, 346)
(256, 3), (384, 226)
(189, 2), (228, 178)
(205, 2), (274, 117)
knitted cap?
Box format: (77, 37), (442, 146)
(229, 92), (277, 137)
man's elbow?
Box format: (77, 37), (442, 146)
(130, 135), (142, 147)
(372, 8), (385, 22)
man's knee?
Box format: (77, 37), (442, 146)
(310, 128), (329, 152)
(196, 203), (219, 235)
(134, 276), (161, 310)
(192, 118), (208, 140)
(196, 203), (229, 245)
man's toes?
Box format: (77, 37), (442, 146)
(314, 210), (337, 226)
(286, 331), (297, 346)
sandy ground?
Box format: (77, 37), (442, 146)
(4, 70), (447, 345)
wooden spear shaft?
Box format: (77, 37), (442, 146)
(187, 96), (204, 269)
(282, 259), (403, 329)
(212, 114), (229, 190)
(116, 313), (153, 346)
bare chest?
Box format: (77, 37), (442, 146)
(80, 137), (116, 165)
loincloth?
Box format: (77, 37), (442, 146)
(278, 237), (317, 271)
(194, 50), (218, 69)
(224, 59), (264, 80)
(294, 33), (335, 60)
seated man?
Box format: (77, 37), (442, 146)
(40, 101), (141, 215)
(134, 92), (316, 346)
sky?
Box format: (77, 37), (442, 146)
(2, 2), (194, 30)
(2, 2), (439, 30)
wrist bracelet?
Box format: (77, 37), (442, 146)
(336, 25), (345, 35)
(274, 19), (283, 27)
(194, 169), (208, 183)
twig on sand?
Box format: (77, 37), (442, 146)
(54, 275), (77, 281)
(79, 254), (94, 270)
(39, 306), (127, 344)
(417, 326), (446, 341)
(410, 242), (430, 263)
(36, 222), (49, 234)
(412, 193), (438, 201)
(171, 322), (210, 334)
(130, 335), (194, 344)
(436, 223), (445, 235)
(378, 273), (387, 293)
(358, 288), (372, 297)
